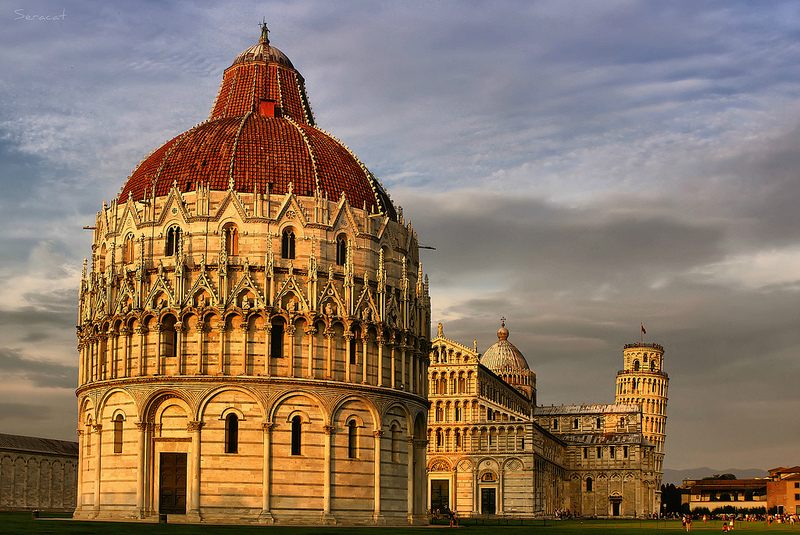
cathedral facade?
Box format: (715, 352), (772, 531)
(427, 322), (668, 518)
(75, 26), (431, 525)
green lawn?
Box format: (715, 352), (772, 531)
(0, 514), (796, 535)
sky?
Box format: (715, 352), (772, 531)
(0, 0), (799, 471)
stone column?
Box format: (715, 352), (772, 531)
(175, 321), (184, 375)
(196, 323), (205, 374)
(472, 469), (478, 513)
(135, 421), (147, 518)
(400, 344), (407, 391)
(103, 332), (111, 380)
(187, 420), (203, 520)
(137, 327), (146, 376)
(287, 324), (296, 378)
(344, 332), (353, 382)
(263, 324), (272, 376)
(409, 349), (416, 394)
(373, 430), (383, 523)
(93, 424), (102, 514)
(88, 337), (96, 382)
(75, 429), (84, 512)
(240, 323), (249, 375)
(77, 344), (84, 385)
(122, 328), (131, 378)
(389, 343), (396, 389)
(216, 323), (226, 375)
(406, 436), (415, 522)
(325, 330), (334, 379)
(498, 469), (504, 514)
(110, 332), (118, 379)
(377, 337), (385, 387)
(259, 422), (274, 523)
(451, 466), (458, 512)
(306, 327), (316, 378)
(323, 425), (334, 522)
(154, 325), (163, 375)
(361, 331), (369, 384)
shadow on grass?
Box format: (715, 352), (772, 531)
(1, 513), (796, 534)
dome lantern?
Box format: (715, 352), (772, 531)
(479, 318), (536, 402)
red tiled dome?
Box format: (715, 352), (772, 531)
(118, 29), (396, 219)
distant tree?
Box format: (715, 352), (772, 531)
(702, 473), (737, 480)
(660, 483), (682, 514)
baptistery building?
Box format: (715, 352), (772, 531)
(75, 25), (430, 525)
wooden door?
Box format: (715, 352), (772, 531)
(159, 452), (187, 514)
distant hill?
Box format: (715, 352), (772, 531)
(663, 467), (768, 486)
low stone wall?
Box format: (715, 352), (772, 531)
(0, 451), (78, 512)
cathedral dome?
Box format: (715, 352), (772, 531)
(480, 320), (530, 373)
(117, 26), (396, 220)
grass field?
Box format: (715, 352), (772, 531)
(0, 513), (796, 535)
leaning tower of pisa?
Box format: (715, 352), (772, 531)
(614, 343), (668, 491)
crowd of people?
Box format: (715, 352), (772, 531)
(679, 512), (798, 531)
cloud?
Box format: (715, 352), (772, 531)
(0, 0), (799, 467)
(0, 347), (76, 389)
(0, 402), (52, 423)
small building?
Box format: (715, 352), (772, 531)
(767, 466), (800, 515)
(0, 433), (78, 512)
(682, 477), (767, 513)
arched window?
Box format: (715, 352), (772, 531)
(572, 418), (579, 429)
(520, 436), (525, 450)
(123, 234), (135, 264)
(281, 228), (296, 259)
(349, 329), (359, 364)
(455, 430), (461, 450)
(650, 360), (656, 371)
(224, 413), (239, 453)
(165, 226), (181, 257)
(454, 405), (462, 421)
(586, 477), (593, 492)
(335, 235), (347, 266)
(391, 423), (400, 462)
(596, 417), (602, 429)
(435, 404), (443, 422)
(162, 315), (178, 358)
(633, 359), (640, 371)
(347, 420), (358, 459)
(223, 222), (238, 256)
(270, 319), (284, 358)
(552, 419), (559, 430)
(113, 414), (124, 453)
(291, 415), (302, 455)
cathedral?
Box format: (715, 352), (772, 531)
(75, 25), (431, 525)
(427, 321), (668, 518)
(74, 25), (668, 525)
